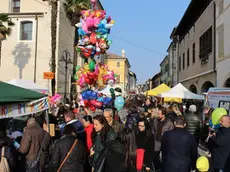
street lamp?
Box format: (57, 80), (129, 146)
(59, 49), (72, 104)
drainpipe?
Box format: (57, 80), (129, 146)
(34, 15), (39, 83)
(213, 2), (217, 86)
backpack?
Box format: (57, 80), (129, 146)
(0, 147), (11, 172)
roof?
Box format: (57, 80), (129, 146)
(170, 27), (177, 39)
(160, 56), (168, 66)
(0, 81), (47, 104)
(106, 53), (131, 68)
(129, 71), (137, 78)
(174, 0), (213, 38)
(151, 72), (161, 81)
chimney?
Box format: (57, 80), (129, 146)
(121, 49), (125, 57)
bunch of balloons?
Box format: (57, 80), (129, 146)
(76, 2), (114, 59)
(48, 94), (62, 105)
(74, 61), (116, 89)
(80, 89), (113, 111)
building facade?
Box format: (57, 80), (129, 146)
(0, 0), (75, 99)
(160, 56), (169, 85)
(173, 0), (216, 94)
(151, 72), (161, 89)
(215, 0), (230, 87)
(168, 27), (178, 86)
(104, 50), (131, 96)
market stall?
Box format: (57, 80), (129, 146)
(159, 83), (204, 100)
(7, 79), (48, 94)
(0, 81), (50, 133)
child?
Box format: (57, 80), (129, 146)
(196, 156), (209, 172)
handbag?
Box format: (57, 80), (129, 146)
(57, 139), (78, 172)
(26, 133), (48, 172)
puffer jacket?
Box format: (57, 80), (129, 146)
(184, 113), (202, 143)
(50, 135), (87, 172)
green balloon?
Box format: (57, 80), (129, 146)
(75, 65), (81, 71)
(74, 75), (78, 81)
(110, 88), (115, 94)
(212, 108), (227, 125)
(96, 33), (101, 39)
(103, 34), (108, 39)
(107, 40), (113, 46)
(114, 73), (117, 78)
(89, 60), (96, 71)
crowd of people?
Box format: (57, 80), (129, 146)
(0, 96), (230, 172)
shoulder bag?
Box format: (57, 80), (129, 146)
(57, 139), (78, 172)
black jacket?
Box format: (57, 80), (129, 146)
(161, 128), (198, 172)
(210, 127), (230, 169)
(50, 135), (87, 172)
(125, 112), (139, 130)
(184, 113), (202, 138)
(136, 131), (154, 169)
(94, 140), (136, 172)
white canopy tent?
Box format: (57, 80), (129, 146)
(159, 83), (204, 100)
(7, 79), (48, 93)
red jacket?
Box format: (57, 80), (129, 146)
(85, 124), (94, 152)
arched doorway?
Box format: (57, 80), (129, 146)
(224, 77), (230, 87)
(201, 81), (214, 93)
(189, 84), (197, 94)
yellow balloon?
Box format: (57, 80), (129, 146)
(83, 63), (90, 74)
(110, 20), (115, 24)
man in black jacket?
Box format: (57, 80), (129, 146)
(209, 115), (230, 172)
(161, 116), (198, 172)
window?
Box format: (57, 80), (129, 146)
(218, 0), (224, 15)
(20, 21), (33, 40)
(192, 43), (195, 63)
(116, 75), (120, 83)
(187, 48), (190, 67)
(218, 27), (224, 59)
(183, 53), (185, 69)
(12, 0), (20, 13)
(199, 27), (212, 60)
(179, 57), (181, 71)
(117, 61), (120, 67)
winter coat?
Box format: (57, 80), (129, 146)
(62, 119), (86, 144)
(0, 132), (15, 171)
(85, 124), (94, 152)
(154, 118), (174, 151)
(94, 140), (136, 172)
(125, 112), (139, 130)
(161, 128), (198, 172)
(110, 120), (123, 134)
(19, 123), (51, 171)
(184, 112), (202, 143)
(136, 131), (155, 170)
(210, 127), (230, 169)
(50, 135), (87, 172)
(92, 128), (116, 167)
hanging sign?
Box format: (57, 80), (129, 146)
(0, 97), (49, 119)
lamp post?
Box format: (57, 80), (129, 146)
(59, 49), (72, 104)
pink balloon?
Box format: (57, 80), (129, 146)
(82, 20), (89, 33)
(91, 0), (97, 4)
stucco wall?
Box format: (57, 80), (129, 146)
(216, 0), (230, 87)
(178, 2), (215, 82)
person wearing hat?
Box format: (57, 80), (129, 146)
(196, 156), (209, 172)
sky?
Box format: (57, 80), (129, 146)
(100, 0), (191, 84)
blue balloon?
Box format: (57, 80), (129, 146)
(209, 119), (220, 130)
(81, 91), (89, 100)
(90, 91), (98, 100)
(78, 28), (86, 36)
(97, 97), (104, 102)
(103, 97), (112, 105)
(114, 96), (124, 111)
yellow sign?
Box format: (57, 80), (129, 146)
(43, 72), (54, 79)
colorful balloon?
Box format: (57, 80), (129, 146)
(114, 96), (125, 111)
(211, 108), (227, 125)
